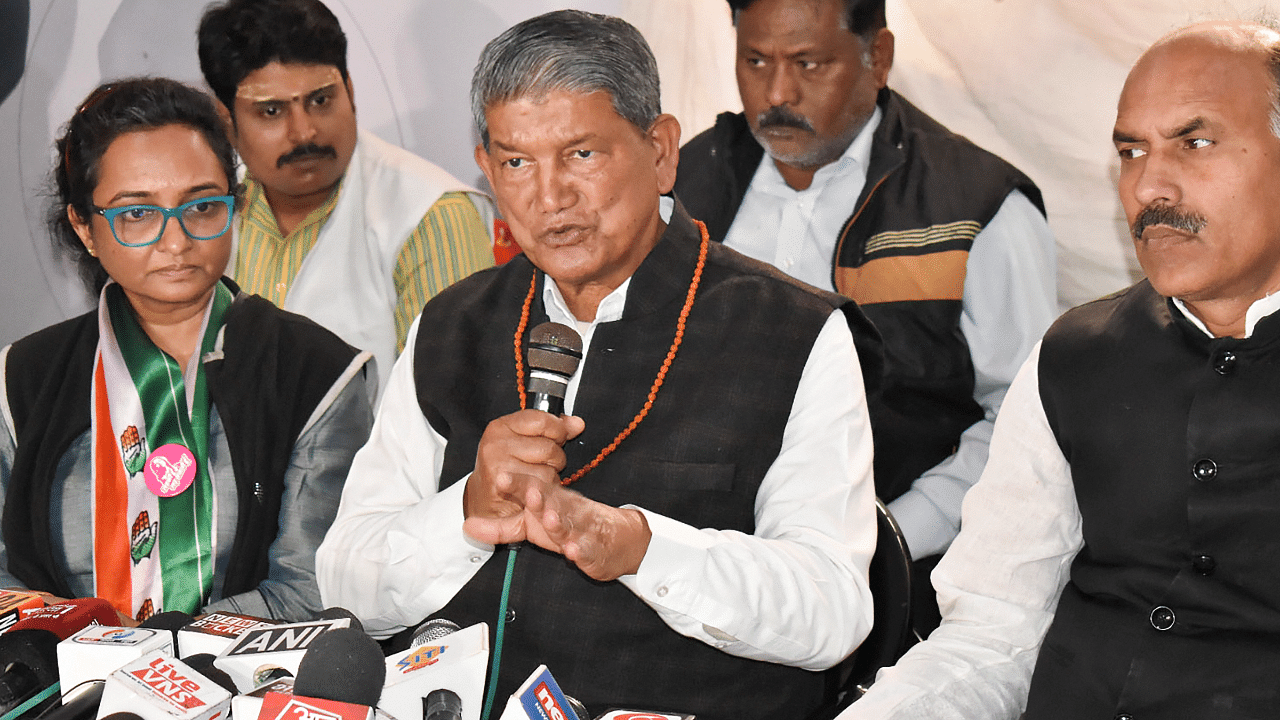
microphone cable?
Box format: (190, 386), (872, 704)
(479, 543), (521, 720)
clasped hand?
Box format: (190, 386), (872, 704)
(463, 410), (650, 581)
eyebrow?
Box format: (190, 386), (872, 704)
(245, 83), (339, 107)
(489, 133), (598, 154)
(105, 182), (226, 206)
(739, 41), (821, 60)
(305, 84), (339, 101)
(1167, 117), (1206, 139)
(1112, 129), (1141, 144)
(1112, 117), (1208, 145)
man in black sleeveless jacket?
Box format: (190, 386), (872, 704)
(675, 0), (1058, 630)
(845, 20), (1280, 720)
(316, 11), (883, 720)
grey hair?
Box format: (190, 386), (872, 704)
(471, 9), (661, 148)
(1255, 11), (1280, 139)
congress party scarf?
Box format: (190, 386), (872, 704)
(90, 281), (230, 621)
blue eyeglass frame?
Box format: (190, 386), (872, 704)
(92, 195), (235, 247)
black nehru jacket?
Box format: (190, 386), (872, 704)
(411, 203), (881, 720)
(1030, 279), (1280, 718)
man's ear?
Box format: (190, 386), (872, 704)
(649, 113), (681, 195)
(474, 142), (496, 190)
(870, 28), (895, 89)
(215, 100), (236, 142)
(345, 75), (356, 112)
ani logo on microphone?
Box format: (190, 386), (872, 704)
(394, 644), (445, 673)
(128, 657), (208, 711)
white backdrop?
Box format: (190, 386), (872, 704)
(0, 0), (1273, 347)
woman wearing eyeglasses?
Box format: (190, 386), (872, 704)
(0, 78), (374, 623)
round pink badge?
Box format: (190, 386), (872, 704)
(143, 443), (197, 498)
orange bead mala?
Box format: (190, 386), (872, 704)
(513, 220), (710, 486)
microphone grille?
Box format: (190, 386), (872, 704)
(528, 322), (584, 378)
(411, 618), (461, 647)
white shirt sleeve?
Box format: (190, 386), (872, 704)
(618, 309), (877, 670)
(318, 310), (878, 667)
(316, 317), (494, 638)
(842, 343), (1083, 720)
(888, 189), (1059, 559)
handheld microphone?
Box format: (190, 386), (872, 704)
(382, 621), (489, 720)
(16, 598), (117, 640)
(292, 628), (385, 708)
(497, 665), (579, 720)
(410, 618), (460, 648)
(0, 589), (46, 634)
(526, 323), (583, 416)
(255, 691), (371, 720)
(424, 689), (462, 720)
(251, 629), (383, 720)
(176, 612), (276, 658)
(212, 617), (349, 693)
(137, 612), (194, 655)
(0, 629), (60, 717)
(96, 653), (232, 720)
(57, 625), (173, 704)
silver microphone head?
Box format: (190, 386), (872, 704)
(411, 617), (462, 647)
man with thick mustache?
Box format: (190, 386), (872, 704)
(842, 20), (1280, 719)
(674, 0), (1058, 631)
(197, 0), (494, 398)
(317, 10), (881, 719)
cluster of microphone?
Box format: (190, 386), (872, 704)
(0, 589), (695, 720)
(0, 314), (689, 720)
(0, 318), (718, 720)
(0, 590), (489, 720)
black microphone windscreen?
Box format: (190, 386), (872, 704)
(181, 654), (240, 694)
(313, 607), (365, 634)
(293, 627), (385, 707)
(99, 714), (144, 720)
(138, 610), (194, 650)
(0, 629), (59, 714)
(138, 610), (194, 631)
(410, 618), (460, 647)
(424, 688), (463, 720)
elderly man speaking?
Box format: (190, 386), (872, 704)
(844, 19), (1280, 720)
(316, 10), (881, 720)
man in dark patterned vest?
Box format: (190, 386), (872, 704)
(316, 10), (883, 720)
(675, 0), (1059, 631)
(845, 20), (1280, 720)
